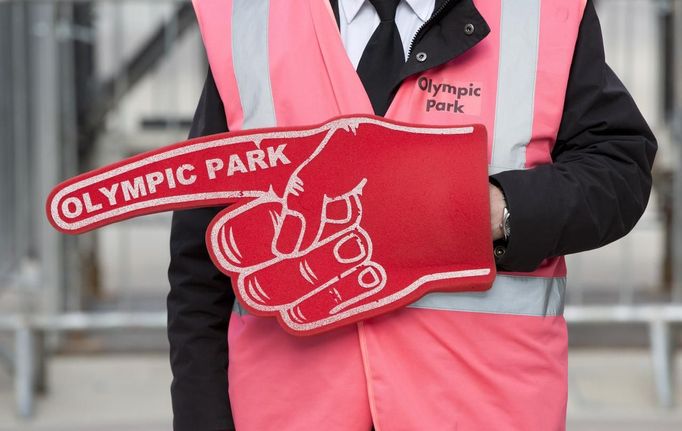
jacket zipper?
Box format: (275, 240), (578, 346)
(406, 0), (453, 60)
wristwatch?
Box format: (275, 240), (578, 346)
(502, 206), (511, 241)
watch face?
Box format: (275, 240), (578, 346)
(503, 208), (511, 240)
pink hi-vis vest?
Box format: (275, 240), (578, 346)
(193, 0), (586, 429)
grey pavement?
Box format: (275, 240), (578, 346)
(0, 349), (681, 431)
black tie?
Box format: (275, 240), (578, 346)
(356, 0), (405, 116)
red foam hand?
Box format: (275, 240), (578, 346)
(47, 116), (495, 335)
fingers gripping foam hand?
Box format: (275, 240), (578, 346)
(47, 116), (495, 335)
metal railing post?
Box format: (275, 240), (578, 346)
(672, 0), (682, 303)
(14, 323), (35, 418)
(649, 319), (675, 408)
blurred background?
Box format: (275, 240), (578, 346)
(0, 0), (681, 430)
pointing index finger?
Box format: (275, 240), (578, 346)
(46, 122), (332, 234)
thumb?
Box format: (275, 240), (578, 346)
(274, 180), (365, 256)
(274, 175), (325, 255)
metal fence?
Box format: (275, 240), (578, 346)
(0, 0), (680, 419)
(0, 0), (201, 417)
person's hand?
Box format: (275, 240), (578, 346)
(489, 183), (506, 241)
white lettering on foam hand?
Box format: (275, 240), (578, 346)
(165, 168), (177, 189)
(61, 192), (105, 219)
(207, 144), (291, 178)
(205, 158), (224, 180)
(177, 164), (197, 186)
(91, 165), (197, 210)
(64, 142), (293, 221)
(61, 197), (83, 219)
(145, 172), (165, 194)
(121, 177), (148, 201)
(246, 149), (269, 171)
(99, 184), (119, 206)
(228, 154), (248, 176)
(267, 144), (290, 166)
(82, 192), (102, 213)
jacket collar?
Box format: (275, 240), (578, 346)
(329, 0), (490, 91)
(340, 0), (435, 23)
(398, 0), (490, 82)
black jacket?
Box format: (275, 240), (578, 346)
(167, 1), (657, 429)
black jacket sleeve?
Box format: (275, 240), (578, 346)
(167, 68), (236, 431)
(490, 0), (657, 272)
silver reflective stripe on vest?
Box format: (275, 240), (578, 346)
(409, 275), (565, 317)
(490, 0), (541, 172)
(232, 0), (277, 128)
(233, 299), (246, 316)
(233, 276), (565, 317)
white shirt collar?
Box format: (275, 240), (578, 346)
(403, 0), (434, 22)
(340, 0), (434, 24)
